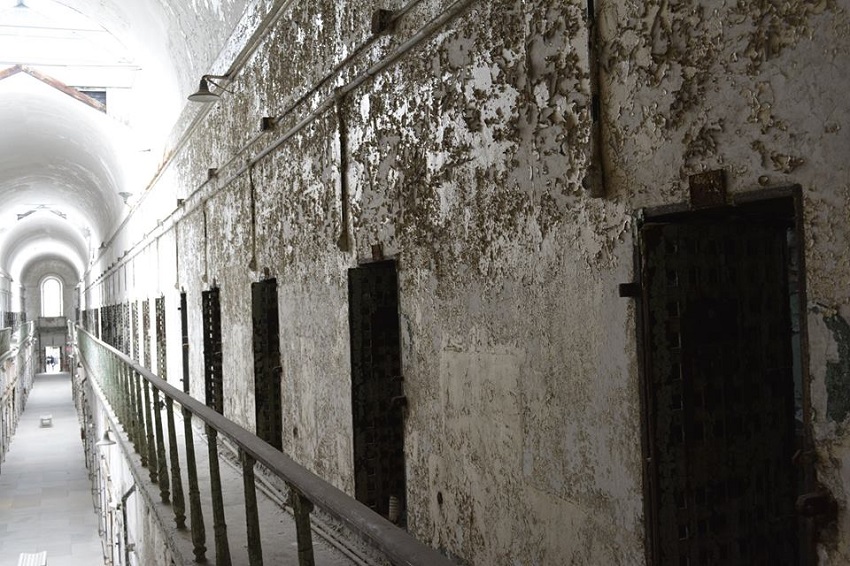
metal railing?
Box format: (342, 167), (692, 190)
(1, 321), (36, 467)
(76, 326), (452, 566)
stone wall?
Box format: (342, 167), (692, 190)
(84, 0), (850, 563)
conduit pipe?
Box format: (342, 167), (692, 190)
(225, 0), (479, 189)
(86, 0), (480, 289)
(86, 0), (298, 274)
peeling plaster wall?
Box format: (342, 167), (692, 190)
(84, 0), (850, 563)
(603, 0), (850, 561)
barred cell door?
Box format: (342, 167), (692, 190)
(202, 288), (223, 414)
(640, 201), (810, 565)
(252, 278), (282, 451)
(348, 260), (406, 523)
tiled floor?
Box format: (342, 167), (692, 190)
(0, 373), (104, 566)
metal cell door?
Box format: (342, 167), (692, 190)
(155, 297), (167, 380)
(252, 278), (282, 451)
(202, 288), (223, 414)
(641, 214), (802, 565)
(348, 260), (406, 522)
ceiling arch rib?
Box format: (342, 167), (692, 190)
(4, 213), (89, 282)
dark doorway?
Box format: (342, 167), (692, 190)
(252, 278), (282, 451)
(348, 260), (406, 523)
(202, 288), (223, 414)
(639, 196), (810, 565)
(180, 292), (189, 394)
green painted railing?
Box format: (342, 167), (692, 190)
(76, 326), (452, 566)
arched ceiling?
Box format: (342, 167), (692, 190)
(0, 0), (250, 292)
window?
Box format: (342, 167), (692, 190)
(40, 276), (62, 317)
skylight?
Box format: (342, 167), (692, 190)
(0, 0), (138, 88)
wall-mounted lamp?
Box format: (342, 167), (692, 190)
(95, 430), (116, 448)
(187, 74), (232, 103)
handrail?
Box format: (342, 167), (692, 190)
(76, 325), (453, 566)
(0, 322), (35, 366)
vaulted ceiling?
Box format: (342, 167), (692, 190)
(0, 0), (249, 287)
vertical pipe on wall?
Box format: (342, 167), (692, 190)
(248, 166), (258, 271)
(334, 93), (351, 252)
(583, 0), (607, 198)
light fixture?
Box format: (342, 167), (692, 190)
(187, 74), (231, 103)
(96, 430), (116, 448)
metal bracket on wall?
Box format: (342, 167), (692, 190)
(619, 282), (642, 298)
(689, 169), (727, 209)
(371, 9), (396, 35)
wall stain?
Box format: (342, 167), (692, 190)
(824, 313), (850, 423)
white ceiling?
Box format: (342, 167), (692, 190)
(0, 0), (250, 286)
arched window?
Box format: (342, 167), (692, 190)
(41, 276), (63, 317)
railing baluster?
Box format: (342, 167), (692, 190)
(122, 359), (132, 431)
(143, 379), (158, 483)
(77, 326), (456, 566)
(134, 369), (148, 465)
(166, 398), (186, 529)
(207, 426), (232, 566)
(128, 364), (141, 454)
(183, 408), (207, 562)
(240, 449), (263, 566)
(290, 487), (315, 566)
(153, 388), (170, 501)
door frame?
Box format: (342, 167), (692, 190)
(633, 185), (816, 565)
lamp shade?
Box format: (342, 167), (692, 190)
(187, 78), (220, 103)
(95, 430), (116, 448)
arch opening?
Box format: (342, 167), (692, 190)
(40, 275), (62, 317)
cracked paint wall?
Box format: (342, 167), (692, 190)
(84, 0), (850, 563)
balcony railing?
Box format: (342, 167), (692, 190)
(76, 326), (452, 566)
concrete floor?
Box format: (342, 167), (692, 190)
(0, 373), (104, 566)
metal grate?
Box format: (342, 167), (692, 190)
(348, 260), (406, 521)
(202, 288), (224, 414)
(642, 220), (799, 565)
(252, 279), (282, 451)
(180, 292), (189, 394)
(155, 297), (167, 380)
(143, 299), (151, 370)
(131, 301), (140, 362)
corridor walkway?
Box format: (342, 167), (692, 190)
(0, 373), (103, 566)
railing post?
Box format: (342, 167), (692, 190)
(183, 408), (207, 562)
(126, 364), (139, 454)
(133, 369), (147, 464)
(289, 486), (315, 566)
(166, 398), (186, 529)
(115, 354), (125, 427)
(240, 449), (263, 566)
(143, 380), (158, 483)
(206, 426), (231, 566)
(153, 387), (170, 502)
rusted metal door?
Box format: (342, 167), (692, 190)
(202, 288), (223, 414)
(348, 260), (406, 522)
(252, 278), (282, 451)
(640, 213), (805, 565)
(155, 297), (166, 379)
(180, 292), (189, 393)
